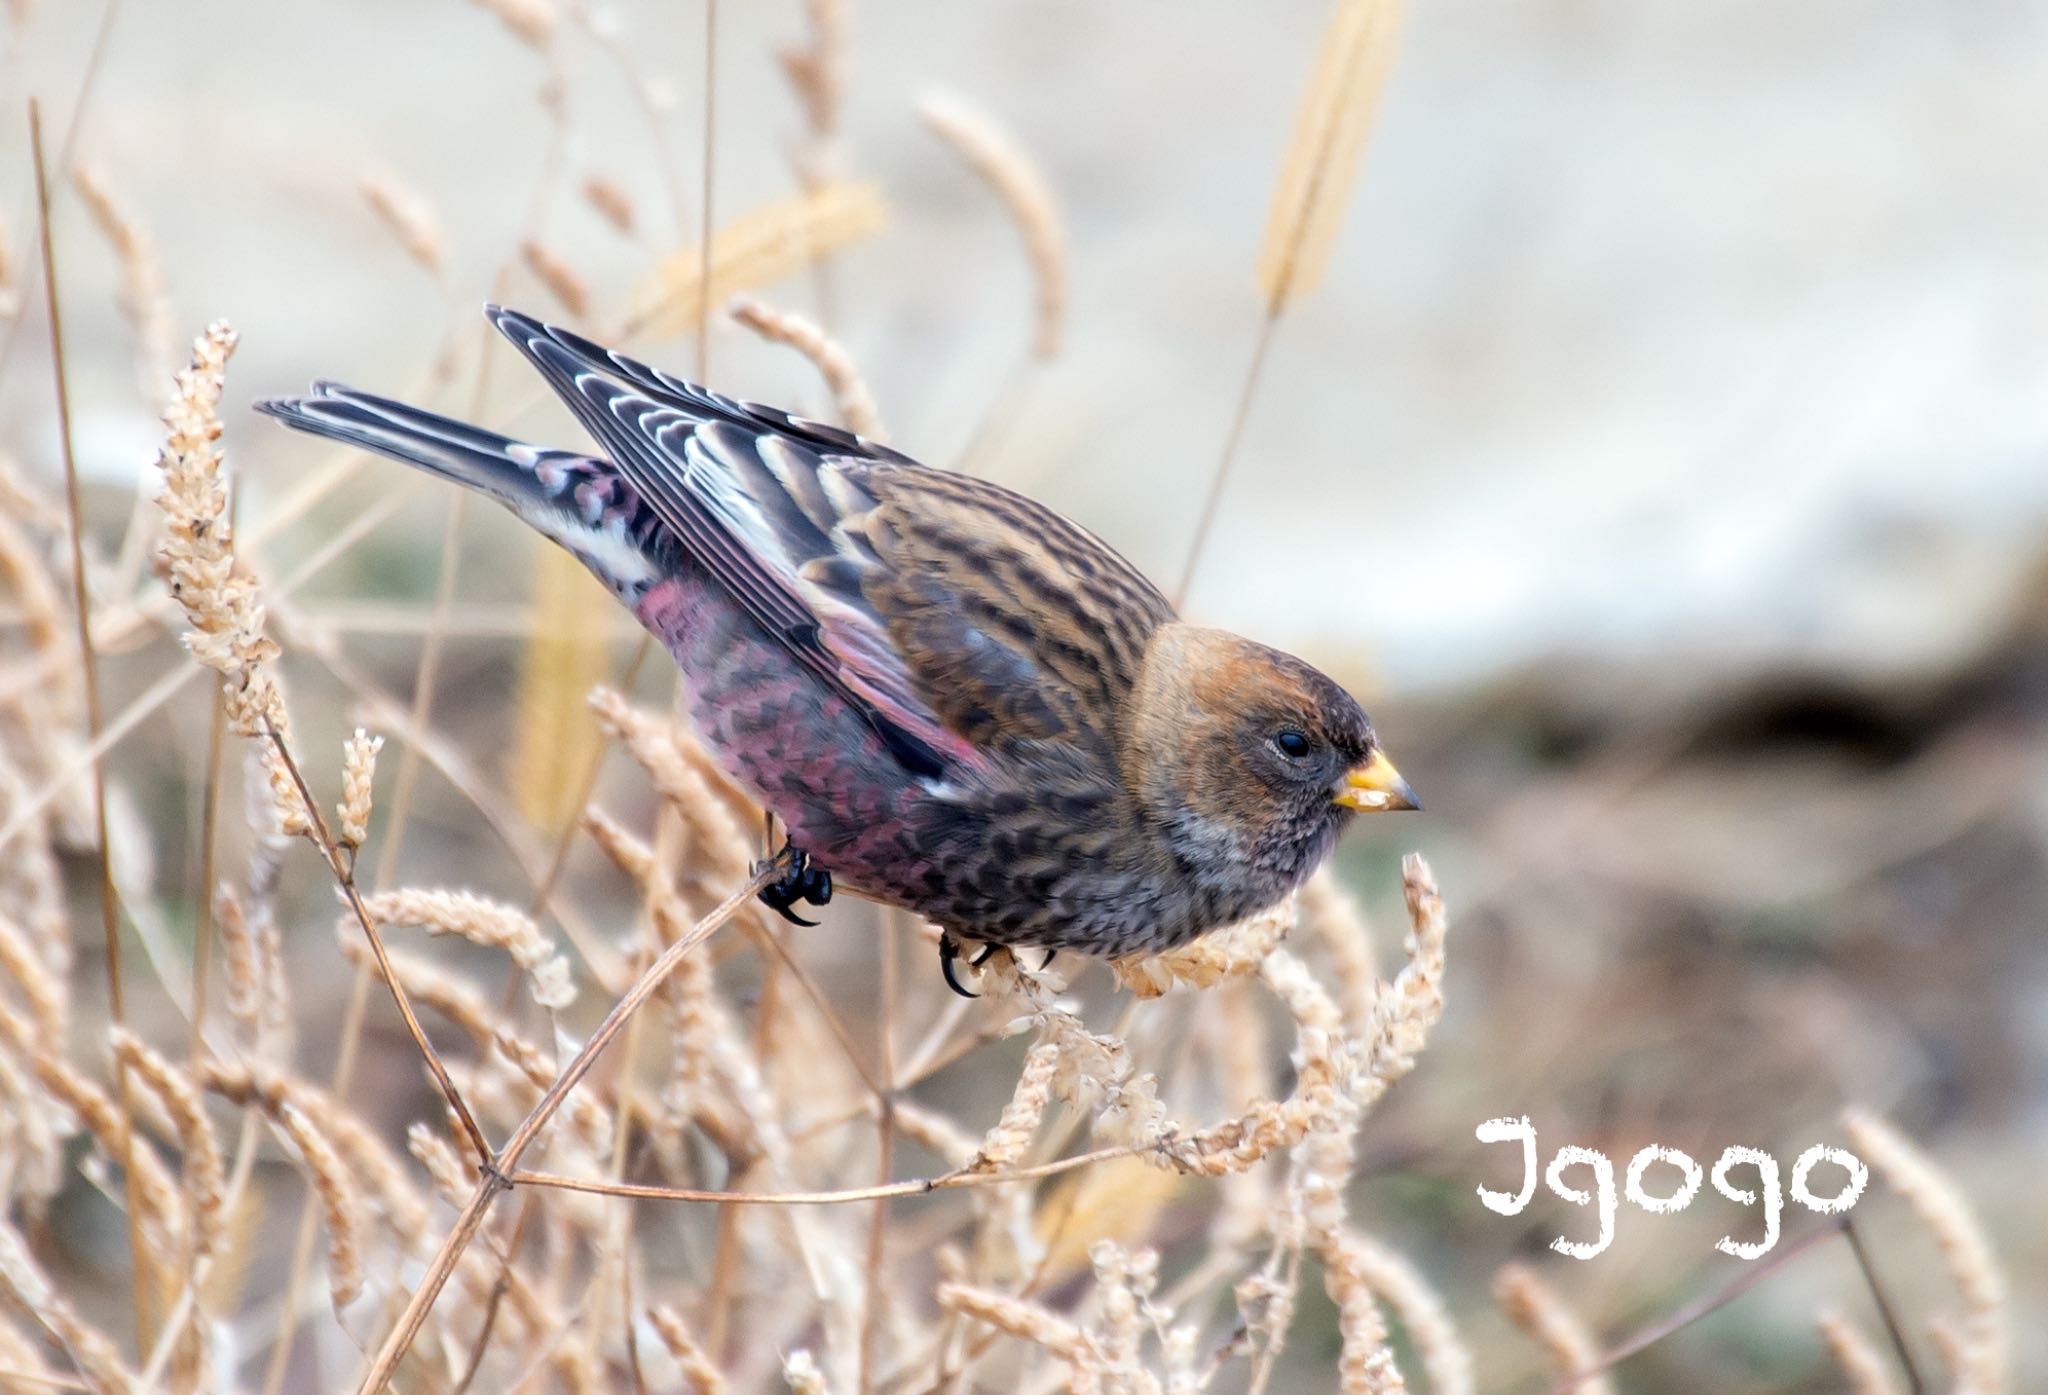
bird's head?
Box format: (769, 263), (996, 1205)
(1123, 624), (1418, 904)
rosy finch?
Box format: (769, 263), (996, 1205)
(258, 307), (1417, 989)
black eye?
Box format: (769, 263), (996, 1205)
(1273, 729), (1313, 759)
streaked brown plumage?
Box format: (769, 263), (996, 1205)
(256, 308), (1418, 976)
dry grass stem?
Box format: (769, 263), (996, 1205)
(1817, 1310), (1903, 1395)
(1112, 896), (1295, 998)
(1494, 1262), (1615, 1395)
(357, 888), (577, 1010)
(71, 161), (172, 397)
(917, 90), (1067, 359)
(521, 238), (591, 318)
(200, 1063), (364, 1310)
(631, 182), (888, 336)
(582, 174), (637, 235)
(1340, 1233), (1472, 1395)
(472, 0), (555, 48)
(0, 212), (17, 320)
(0, 1221), (137, 1395)
(777, 0), (844, 186)
(152, 323), (294, 749)
(1841, 1108), (2008, 1394)
(728, 295), (885, 438)
(360, 171), (446, 274)
(511, 546), (612, 833)
(108, 1029), (227, 1266)
(1256, 0), (1404, 313)
(336, 726), (382, 852)
(971, 1037), (1061, 1171)
(649, 1303), (727, 1394)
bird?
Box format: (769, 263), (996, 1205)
(256, 306), (1418, 992)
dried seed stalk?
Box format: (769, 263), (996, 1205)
(583, 175), (637, 235)
(357, 888), (576, 1010)
(1256, 0), (1403, 313)
(1841, 1108), (2007, 1394)
(109, 1029), (227, 1266)
(729, 295), (884, 439)
(200, 1064), (364, 1311)
(521, 239), (591, 318)
(1816, 1311), (1902, 1395)
(1493, 1262), (1614, 1395)
(631, 183), (889, 336)
(72, 161), (172, 396)
(336, 727), (382, 852)
(360, 172), (445, 274)
(918, 90), (1067, 359)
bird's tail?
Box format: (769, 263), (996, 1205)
(253, 381), (555, 509)
(255, 382), (664, 600)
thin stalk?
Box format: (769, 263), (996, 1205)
(1544, 1218), (1850, 1394)
(351, 869), (770, 1395)
(1172, 307), (1279, 609)
(696, 0), (718, 378)
(260, 718), (492, 1162)
(858, 912), (902, 1395)
(1844, 1216), (1925, 1395)
(32, 93), (157, 1350)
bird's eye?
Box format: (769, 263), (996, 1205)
(1273, 729), (1313, 759)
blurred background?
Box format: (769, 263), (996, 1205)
(2, 0), (2043, 1389)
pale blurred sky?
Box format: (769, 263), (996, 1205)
(8, 0), (2048, 693)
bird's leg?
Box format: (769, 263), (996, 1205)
(938, 931), (978, 999)
(753, 842), (833, 927)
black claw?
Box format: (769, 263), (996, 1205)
(938, 933), (979, 999)
(1040, 949), (1058, 970)
(754, 844), (832, 927)
(970, 943), (998, 967)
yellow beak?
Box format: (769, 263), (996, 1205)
(1334, 750), (1421, 813)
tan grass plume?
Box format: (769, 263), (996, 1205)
(918, 90), (1068, 360)
(1256, 0), (1404, 313)
(729, 294), (885, 439)
(631, 183), (889, 337)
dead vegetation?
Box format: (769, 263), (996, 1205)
(0, 1), (2022, 1392)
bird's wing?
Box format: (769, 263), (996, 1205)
(489, 307), (1174, 770)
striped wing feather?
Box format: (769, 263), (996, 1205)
(488, 307), (1175, 774)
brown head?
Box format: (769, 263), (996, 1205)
(1121, 623), (1418, 918)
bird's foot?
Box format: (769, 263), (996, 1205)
(938, 931), (979, 998)
(754, 844), (832, 927)
(935, 938), (1058, 997)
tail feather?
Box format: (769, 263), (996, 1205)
(253, 383), (560, 508)
(255, 382), (666, 600)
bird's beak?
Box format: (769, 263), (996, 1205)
(1334, 750), (1421, 813)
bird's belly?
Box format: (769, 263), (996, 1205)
(635, 573), (936, 899)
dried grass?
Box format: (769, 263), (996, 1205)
(728, 295), (885, 439)
(630, 183), (888, 337)
(71, 162), (172, 398)
(1842, 1108), (2008, 1394)
(510, 546), (612, 832)
(582, 175), (638, 236)
(1256, 0), (1404, 313)
(1493, 1262), (1615, 1395)
(360, 170), (446, 275)
(918, 90), (1067, 360)
(522, 238), (592, 319)
(0, 13), (2020, 1395)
